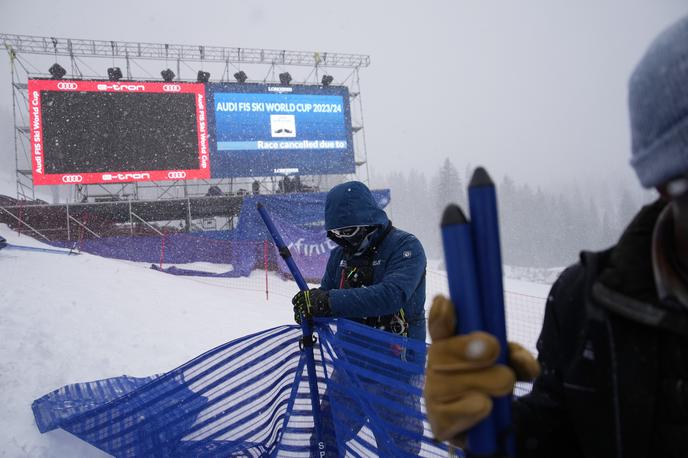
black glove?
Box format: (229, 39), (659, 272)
(292, 289), (331, 324)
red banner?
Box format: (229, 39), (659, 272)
(28, 79), (210, 185)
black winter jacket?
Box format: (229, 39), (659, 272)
(513, 200), (688, 458)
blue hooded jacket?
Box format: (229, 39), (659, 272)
(321, 181), (427, 341)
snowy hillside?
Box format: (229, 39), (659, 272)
(0, 225), (549, 457)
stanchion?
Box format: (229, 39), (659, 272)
(256, 202), (326, 456)
(439, 166), (514, 457)
(441, 204), (498, 456)
(468, 168), (513, 455)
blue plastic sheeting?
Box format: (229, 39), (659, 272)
(231, 191), (390, 242)
(46, 191), (390, 282)
(229, 192), (389, 280)
(32, 320), (451, 457)
(50, 233), (241, 265)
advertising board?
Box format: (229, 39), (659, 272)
(207, 83), (354, 177)
(28, 79), (209, 185)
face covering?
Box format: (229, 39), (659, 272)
(328, 225), (378, 255)
(653, 176), (688, 309)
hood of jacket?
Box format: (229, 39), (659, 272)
(324, 181), (389, 230)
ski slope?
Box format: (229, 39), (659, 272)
(0, 224), (550, 457)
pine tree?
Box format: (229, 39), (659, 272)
(435, 158), (465, 214)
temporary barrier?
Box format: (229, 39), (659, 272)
(33, 320), (450, 457)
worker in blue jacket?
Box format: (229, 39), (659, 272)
(292, 180), (427, 455)
(291, 180), (428, 341)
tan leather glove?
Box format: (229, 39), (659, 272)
(424, 295), (541, 447)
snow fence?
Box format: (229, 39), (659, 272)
(32, 319), (450, 457)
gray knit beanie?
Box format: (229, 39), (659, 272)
(629, 15), (688, 188)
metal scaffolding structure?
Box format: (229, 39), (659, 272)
(1, 34), (370, 68)
(1, 33), (371, 204)
(0, 194), (245, 242)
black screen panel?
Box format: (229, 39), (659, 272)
(41, 91), (198, 173)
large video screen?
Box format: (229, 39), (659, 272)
(28, 79), (209, 185)
(207, 83), (354, 177)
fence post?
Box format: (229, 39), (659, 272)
(187, 197), (192, 232)
(160, 230), (166, 269)
(66, 203), (70, 241)
(264, 240), (269, 301)
(256, 202), (326, 454)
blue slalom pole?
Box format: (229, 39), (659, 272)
(468, 167), (513, 456)
(256, 202), (326, 456)
(441, 204), (498, 457)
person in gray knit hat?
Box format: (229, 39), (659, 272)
(629, 15), (688, 189)
(424, 15), (688, 458)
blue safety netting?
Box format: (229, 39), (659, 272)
(32, 319), (450, 457)
(46, 191), (390, 282)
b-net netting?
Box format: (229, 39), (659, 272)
(33, 319), (450, 457)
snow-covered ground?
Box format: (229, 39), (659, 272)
(0, 224), (550, 457)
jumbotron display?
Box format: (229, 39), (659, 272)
(28, 79), (209, 185)
(207, 83), (355, 177)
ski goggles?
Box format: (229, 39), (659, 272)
(329, 226), (366, 238)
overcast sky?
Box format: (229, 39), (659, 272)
(1, 0), (687, 192)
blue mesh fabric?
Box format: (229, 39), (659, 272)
(32, 320), (451, 457)
(315, 319), (449, 457)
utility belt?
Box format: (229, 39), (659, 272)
(340, 241), (409, 337)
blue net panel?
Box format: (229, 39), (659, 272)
(32, 320), (451, 457)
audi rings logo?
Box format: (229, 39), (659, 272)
(167, 171), (187, 179)
(57, 82), (78, 90)
(62, 174), (83, 183)
(162, 84), (181, 92)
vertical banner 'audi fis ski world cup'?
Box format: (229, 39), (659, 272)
(28, 79), (210, 185)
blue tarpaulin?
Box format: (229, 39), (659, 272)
(32, 319), (450, 457)
(47, 191), (390, 282)
(230, 191), (390, 241)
